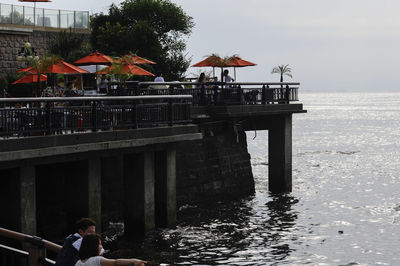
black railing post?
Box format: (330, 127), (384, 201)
(213, 85), (219, 105)
(132, 102), (138, 129)
(44, 101), (51, 135)
(285, 85), (290, 104)
(200, 85), (206, 105)
(238, 85), (244, 105)
(91, 101), (97, 132)
(168, 99), (173, 126)
(261, 85), (266, 104)
(25, 235), (46, 266)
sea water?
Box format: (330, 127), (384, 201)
(111, 92), (400, 265)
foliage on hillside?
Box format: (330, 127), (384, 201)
(90, 0), (194, 80)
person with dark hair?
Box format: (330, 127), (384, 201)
(154, 73), (165, 82)
(55, 218), (97, 266)
(223, 69), (234, 88)
(75, 234), (146, 266)
(198, 72), (206, 83)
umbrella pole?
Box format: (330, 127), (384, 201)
(234, 67), (237, 81)
(96, 65), (99, 93)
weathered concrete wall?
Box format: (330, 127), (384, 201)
(0, 26), (89, 76)
(176, 123), (255, 206)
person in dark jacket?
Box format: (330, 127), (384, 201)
(55, 218), (96, 266)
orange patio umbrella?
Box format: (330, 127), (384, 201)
(192, 54), (227, 80)
(96, 64), (155, 76)
(225, 56), (257, 80)
(73, 51), (113, 66)
(116, 54), (156, 65)
(192, 55), (226, 67)
(24, 59), (89, 74)
(17, 66), (35, 73)
(12, 74), (47, 84)
(126, 55), (156, 65)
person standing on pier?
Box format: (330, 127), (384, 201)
(55, 218), (97, 266)
(154, 73), (165, 82)
(223, 69), (234, 88)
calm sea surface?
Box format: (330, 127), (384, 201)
(109, 92), (400, 265)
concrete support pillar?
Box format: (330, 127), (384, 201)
(166, 149), (177, 226)
(143, 151), (156, 231)
(19, 165), (36, 235)
(268, 114), (292, 193)
(124, 151), (155, 236)
(88, 157), (102, 232)
(155, 149), (177, 228)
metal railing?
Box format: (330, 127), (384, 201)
(0, 3), (89, 29)
(0, 227), (61, 266)
(0, 95), (192, 138)
(122, 81), (300, 106)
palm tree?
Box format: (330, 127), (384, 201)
(19, 42), (59, 97)
(271, 64), (293, 82)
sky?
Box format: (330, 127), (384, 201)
(8, 0), (400, 91)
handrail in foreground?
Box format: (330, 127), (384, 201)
(0, 227), (61, 266)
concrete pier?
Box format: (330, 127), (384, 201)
(0, 101), (305, 239)
(0, 126), (201, 239)
(268, 114), (293, 193)
(88, 157), (102, 232)
(123, 152), (155, 235)
(155, 149), (177, 228)
(20, 166), (36, 236)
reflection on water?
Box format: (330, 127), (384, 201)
(107, 193), (299, 265)
(107, 93), (400, 265)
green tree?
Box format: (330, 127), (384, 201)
(271, 64), (293, 82)
(90, 0), (194, 80)
(49, 30), (91, 62)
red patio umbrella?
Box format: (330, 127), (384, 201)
(127, 55), (156, 65)
(192, 54), (227, 80)
(17, 66), (35, 73)
(225, 56), (257, 80)
(96, 64), (155, 76)
(73, 51), (113, 66)
(25, 59), (89, 74)
(116, 54), (156, 65)
(12, 74), (47, 84)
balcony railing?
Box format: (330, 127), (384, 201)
(0, 95), (192, 138)
(122, 81), (300, 105)
(0, 3), (89, 29)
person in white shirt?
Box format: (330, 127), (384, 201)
(154, 73), (165, 82)
(75, 234), (146, 266)
(223, 69), (234, 88)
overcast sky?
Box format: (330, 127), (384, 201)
(9, 0), (400, 91)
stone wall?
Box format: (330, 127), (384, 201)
(176, 123), (255, 206)
(0, 26), (89, 77)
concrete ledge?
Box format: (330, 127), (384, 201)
(0, 125), (199, 152)
(207, 104), (306, 118)
(0, 132), (202, 162)
(0, 25), (33, 35)
(0, 23), (90, 34)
